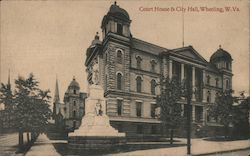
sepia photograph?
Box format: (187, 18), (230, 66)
(0, 0), (249, 155)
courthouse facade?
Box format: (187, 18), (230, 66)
(85, 3), (233, 135)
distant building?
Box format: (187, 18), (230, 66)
(84, 3), (233, 136)
(0, 72), (15, 130)
(53, 77), (87, 131)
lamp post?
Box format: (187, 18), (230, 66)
(186, 73), (192, 155)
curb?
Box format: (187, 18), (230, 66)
(193, 147), (250, 156)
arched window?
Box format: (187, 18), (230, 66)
(136, 56), (142, 69)
(136, 76), (142, 92)
(73, 110), (76, 118)
(117, 73), (122, 90)
(117, 50), (122, 64)
(151, 60), (157, 72)
(73, 89), (76, 94)
(151, 79), (156, 95)
(73, 101), (76, 106)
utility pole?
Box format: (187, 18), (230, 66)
(186, 67), (192, 155)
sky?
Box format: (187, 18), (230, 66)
(1, 0), (249, 106)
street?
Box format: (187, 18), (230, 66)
(205, 149), (250, 156)
(0, 132), (22, 156)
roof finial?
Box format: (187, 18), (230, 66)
(95, 32), (99, 40)
(114, 1), (117, 5)
(219, 45), (222, 49)
(73, 76), (76, 80)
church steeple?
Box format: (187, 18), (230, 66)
(8, 69), (10, 85)
(54, 77), (60, 103)
(7, 69), (11, 90)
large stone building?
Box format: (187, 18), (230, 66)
(85, 3), (233, 136)
(53, 77), (87, 131)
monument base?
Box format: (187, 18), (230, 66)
(68, 84), (126, 152)
(68, 136), (126, 152)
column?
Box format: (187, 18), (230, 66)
(192, 105), (196, 122)
(192, 66), (196, 101)
(181, 104), (184, 116)
(181, 63), (185, 81)
(202, 107), (206, 125)
(202, 70), (207, 102)
(169, 60), (173, 79)
(163, 58), (167, 77)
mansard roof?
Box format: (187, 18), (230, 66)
(130, 39), (221, 73)
(131, 38), (168, 55)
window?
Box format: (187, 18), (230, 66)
(117, 73), (122, 90)
(136, 56), (142, 69)
(73, 121), (76, 128)
(206, 75), (210, 85)
(105, 52), (108, 64)
(73, 110), (76, 118)
(226, 62), (229, 70)
(215, 78), (219, 87)
(151, 60), (156, 72)
(105, 74), (108, 90)
(151, 79), (156, 95)
(64, 107), (67, 112)
(151, 125), (157, 134)
(117, 99), (122, 116)
(151, 104), (156, 118)
(136, 102), (142, 117)
(73, 89), (76, 94)
(226, 79), (230, 89)
(136, 125), (143, 134)
(73, 101), (76, 106)
(117, 23), (123, 35)
(117, 124), (123, 132)
(117, 50), (122, 64)
(207, 91), (211, 103)
(136, 76), (142, 93)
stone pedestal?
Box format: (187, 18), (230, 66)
(68, 84), (125, 152)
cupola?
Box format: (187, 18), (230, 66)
(101, 2), (131, 38)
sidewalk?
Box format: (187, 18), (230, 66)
(106, 139), (250, 156)
(25, 134), (64, 156)
(25, 134), (249, 156)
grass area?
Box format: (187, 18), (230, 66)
(52, 140), (186, 156)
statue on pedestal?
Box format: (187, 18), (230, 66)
(92, 62), (99, 85)
(95, 100), (103, 116)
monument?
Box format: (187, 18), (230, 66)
(68, 62), (126, 152)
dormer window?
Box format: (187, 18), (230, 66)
(117, 23), (123, 35)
